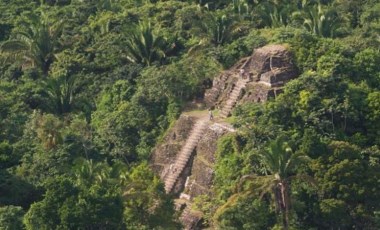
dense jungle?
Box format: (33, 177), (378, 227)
(0, 0), (380, 229)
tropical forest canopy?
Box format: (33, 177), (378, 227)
(0, 0), (379, 229)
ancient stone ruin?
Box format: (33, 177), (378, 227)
(205, 44), (298, 109)
(150, 44), (298, 229)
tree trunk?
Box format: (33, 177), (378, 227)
(280, 182), (289, 230)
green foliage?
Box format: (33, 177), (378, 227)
(214, 134), (243, 200)
(23, 176), (124, 229)
(0, 141), (16, 169)
(215, 197), (275, 230)
(360, 2), (380, 37)
(204, 12), (234, 46)
(122, 163), (179, 229)
(353, 48), (380, 87)
(0, 170), (39, 208)
(0, 11), (65, 74)
(1, 0), (380, 229)
(297, 3), (342, 38)
(125, 21), (170, 66)
(214, 29), (267, 68)
(311, 141), (380, 228)
(0, 206), (25, 230)
(254, 1), (295, 28)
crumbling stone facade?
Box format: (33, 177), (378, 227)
(204, 44), (298, 107)
(150, 44), (298, 229)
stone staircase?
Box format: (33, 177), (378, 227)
(164, 118), (209, 193)
(220, 77), (250, 118)
(204, 73), (230, 106)
(176, 200), (202, 230)
(179, 205), (199, 230)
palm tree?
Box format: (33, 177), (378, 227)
(232, 0), (250, 19)
(209, 14), (233, 45)
(255, 1), (296, 28)
(43, 74), (77, 115)
(30, 111), (63, 150)
(73, 159), (113, 188)
(300, 3), (340, 37)
(217, 137), (315, 229)
(0, 12), (64, 75)
(125, 21), (168, 66)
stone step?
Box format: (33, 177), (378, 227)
(177, 159), (187, 164)
(165, 118), (209, 193)
(165, 181), (175, 187)
(182, 146), (194, 152)
(232, 88), (242, 92)
(177, 151), (193, 160)
(184, 143), (195, 149)
(231, 92), (240, 97)
(230, 91), (240, 96)
(165, 180), (174, 186)
(177, 158), (189, 163)
(166, 178), (176, 183)
(180, 150), (192, 156)
(176, 162), (188, 168)
(183, 144), (194, 149)
(177, 152), (190, 158)
(167, 178), (176, 183)
(168, 175), (179, 181)
(177, 163), (186, 168)
(177, 160), (188, 166)
(184, 142), (196, 148)
(180, 152), (192, 158)
(166, 181), (176, 191)
(165, 183), (174, 189)
(229, 95), (239, 100)
(230, 95), (239, 100)
(179, 156), (189, 162)
(178, 158), (188, 164)
(183, 141), (196, 148)
(177, 161), (188, 166)
(167, 173), (178, 178)
(178, 153), (191, 159)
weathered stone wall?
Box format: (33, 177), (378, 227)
(204, 73), (238, 108)
(183, 124), (230, 198)
(150, 44), (299, 229)
(246, 44), (293, 74)
(241, 82), (284, 103)
(204, 44), (298, 107)
(150, 115), (233, 196)
(150, 115), (196, 185)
